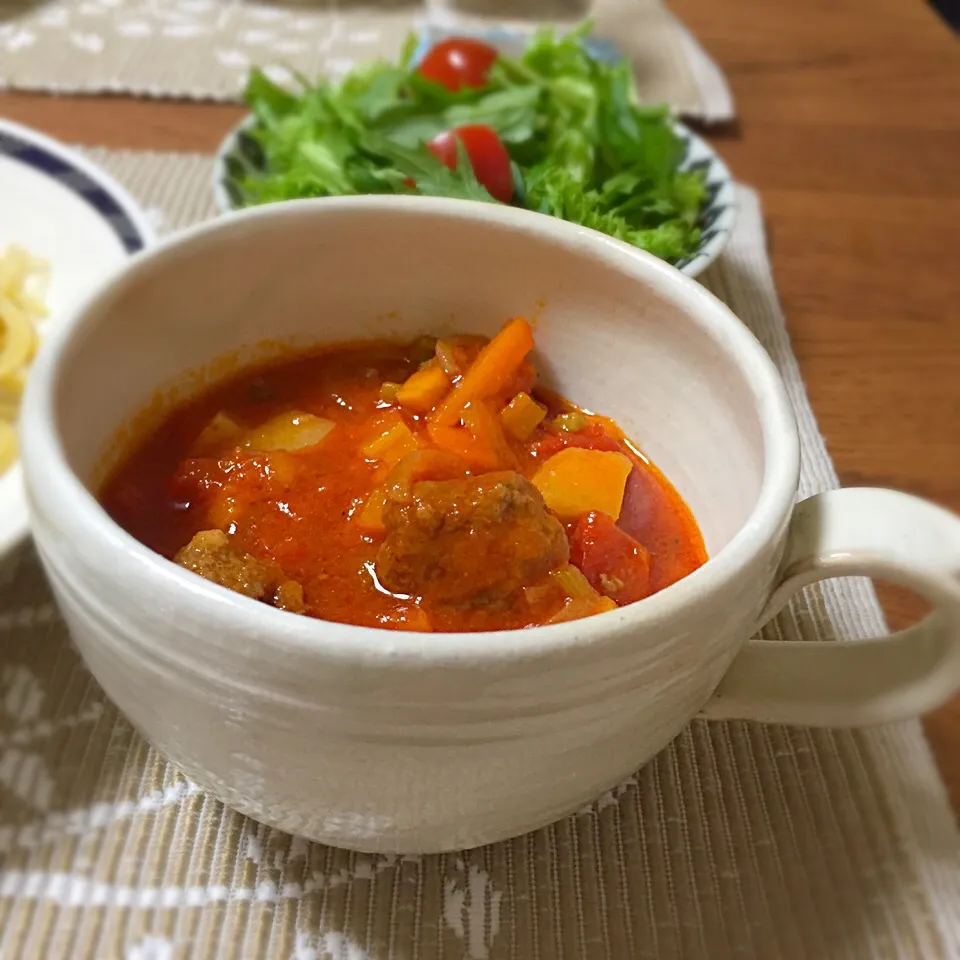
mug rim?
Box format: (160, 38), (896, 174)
(21, 195), (800, 666)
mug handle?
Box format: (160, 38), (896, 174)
(700, 488), (960, 726)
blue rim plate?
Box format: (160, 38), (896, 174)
(212, 24), (736, 278)
(0, 118), (155, 557)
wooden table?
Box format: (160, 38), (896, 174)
(1, 0), (958, 807)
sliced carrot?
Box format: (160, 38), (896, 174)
(356, 487), (388, 536)
(463, 401), (517, 468)
(428, 422), (501, 471)
(500, 392), (546, 440)
(361, 411), (420, 467)
(532, 448), (633, 520)
(428, 401), (515, 471)
(383, 449), (470, 503)
(431, 318), (535, 428)
(396, 362), (451, 414)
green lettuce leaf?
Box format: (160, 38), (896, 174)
(232, 24), (709, 264)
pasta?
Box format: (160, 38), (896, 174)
(0, 244), (49, 473)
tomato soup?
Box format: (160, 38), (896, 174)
(101, 320), (706, 633)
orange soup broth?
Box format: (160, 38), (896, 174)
(101, 340), (707, 633)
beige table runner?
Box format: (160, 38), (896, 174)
(0, 0), (733, 120)
(0, 151), (958, 959)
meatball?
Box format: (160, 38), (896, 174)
(376, 471), (569, 606)
(174, 529), (304, 613)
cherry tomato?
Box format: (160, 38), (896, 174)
(427, 125), (514, 204)
(570, 511), (652, 606)
(417, 37), (498, 92)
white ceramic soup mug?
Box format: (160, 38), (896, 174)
(21, 197), (960, 854)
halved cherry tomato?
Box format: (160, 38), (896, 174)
(570, 511), (652, 606)
(417, 37), (498, 92)
(427, 125), (514, 204)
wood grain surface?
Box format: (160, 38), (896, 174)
(1, 0), (958, 808)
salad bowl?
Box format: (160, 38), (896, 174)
(213, 25), (736, 278)
(214, 116), (735, 279)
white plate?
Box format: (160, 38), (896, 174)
(0, 119), (155, 557)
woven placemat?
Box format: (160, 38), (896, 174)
(0, 0), (733, 120)
(0, 149), (957, 959)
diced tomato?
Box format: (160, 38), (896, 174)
(170, 453), (297, 528)
(530, 423), (622, 461)
(417, 37), (498, 92)
(170, 457), (225, 504)
(108, 481), (146, 519)
(427, 125), (514, 204)
(570, 511), (652, 606)
(617, 463), (671, 546)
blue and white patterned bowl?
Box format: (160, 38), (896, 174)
(213, 26), (736, 279)
(666, 124), (737, 277)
